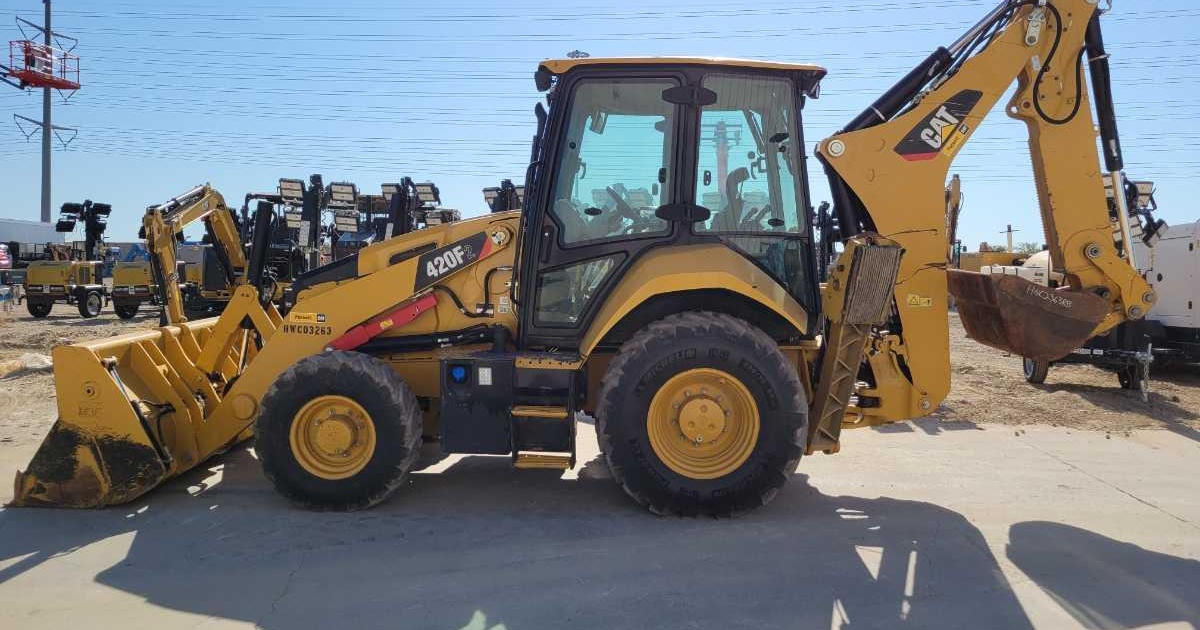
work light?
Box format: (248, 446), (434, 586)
(278, 178), (305, 205)
(328, 182), (358, 209)
(414, 182), (440, 205)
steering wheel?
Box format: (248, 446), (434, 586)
(606, 186), (638, 220)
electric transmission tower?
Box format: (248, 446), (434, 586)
(1, 0), (82, 223)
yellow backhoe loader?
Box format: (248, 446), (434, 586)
(12, 0), (1165, 515)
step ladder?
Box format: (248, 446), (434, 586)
(509, 352), (581, 470)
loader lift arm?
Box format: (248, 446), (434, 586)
(814, 0), (1164, 425)
(143, 184), (248, 324)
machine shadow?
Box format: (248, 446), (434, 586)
(1, 446), (1035, 630)
(1007, 521), (1200, 629)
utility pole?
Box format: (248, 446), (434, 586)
(1, 0), (81, 223)
(1000, 224), (1020, 253)
(40, 0), (51, 223)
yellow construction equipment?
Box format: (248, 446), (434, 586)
(22, 259), (106, 318)
(110, 261), (159, 320)
(23, 200), (113, 318)
(12, 0), (1165, 515)
(138, 184), (248, 324)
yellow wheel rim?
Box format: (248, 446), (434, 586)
(646, 368), (760, 480)
(288, 395), (377, 480)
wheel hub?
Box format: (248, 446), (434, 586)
(677, 396), (727, 444)
(289, 395), (377, 480)
(314, 416), (356, 456)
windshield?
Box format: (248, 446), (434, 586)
(694, 74), (803, 235)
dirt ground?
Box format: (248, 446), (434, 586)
(0, 304), (1196, 451)
(0, 302), (160, 449)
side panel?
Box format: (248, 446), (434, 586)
(1139, 220), (1199, 330)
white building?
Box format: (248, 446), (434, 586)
(0, 218), (65, 244)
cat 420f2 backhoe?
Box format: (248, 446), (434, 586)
(13, 0), (1165, 515)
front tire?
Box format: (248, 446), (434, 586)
(256, 351), (422, 510)
(77, 290), (102, 318)
(596, 311), (808, 517)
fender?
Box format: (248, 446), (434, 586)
(579, 243), (811, 356)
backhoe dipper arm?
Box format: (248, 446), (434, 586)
(144, 184), (248, 324)
(815, 0), (1154, 422)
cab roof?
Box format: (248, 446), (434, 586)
(539, 56), (827, 78)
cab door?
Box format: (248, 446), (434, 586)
(519, 72), (689, 349)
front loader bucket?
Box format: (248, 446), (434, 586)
(948, 270), (1110, 362)
(11, 319), (234, 508)
(12, 417), (167, 508)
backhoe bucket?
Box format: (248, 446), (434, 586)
(948, 270), (1110, 362)
(11, 319), (232, 508)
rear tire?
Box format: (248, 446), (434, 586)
(256, 351), (422, 510)
(114, 302), (139, 320)
(1022, 357), (1049, 384)
(26, 300), (51, 318)
(596, 311), (808, 517)
(77, 290), (103, 318)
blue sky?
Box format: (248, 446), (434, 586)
(1, 0), (1197, 248)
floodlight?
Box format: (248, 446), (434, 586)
(380, 183), (401, 202)
(284, 208), (304, 229)
(482, 187), (500, 208)
(91, 202), (113, 216)
(514, 185), (525, 204)
(1132, 181), (1155, 210)
(414, 182), (441, 205)
(60, 202), (84, 215)
(278, 178), (305, 204)
(55, 218), (77, 232)
(328, 182), (358, 208)
(334, 209), (360, 232)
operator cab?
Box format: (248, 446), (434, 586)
(519, 57), (827, 349)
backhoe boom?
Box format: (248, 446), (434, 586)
(144, 184), (247, 324)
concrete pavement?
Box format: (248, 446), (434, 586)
(0, 419), (1197, 630)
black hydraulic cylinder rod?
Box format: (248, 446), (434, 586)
(246, 200), (274, 290)
(843, 48), (953, 133)
(1085, 13), (1123, 172)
